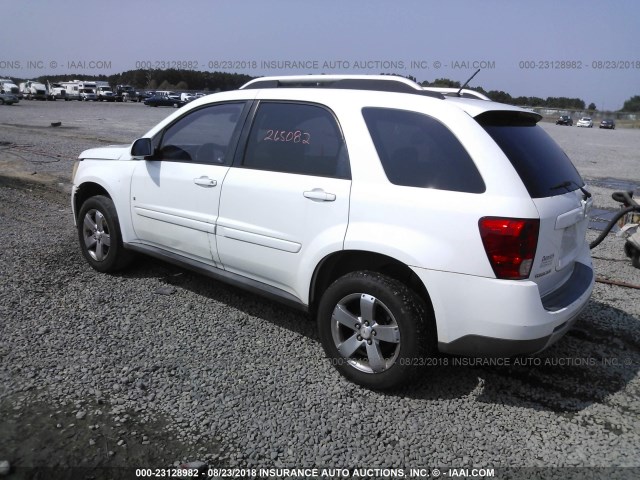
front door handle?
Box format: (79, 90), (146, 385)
(194, 176), (217, 187)
(303, 189), (336, 202)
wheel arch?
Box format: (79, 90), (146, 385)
(73, 181), (112, 222)
(310, 250), (435, 317)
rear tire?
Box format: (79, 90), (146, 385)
(77, 195), (134, 272)
(317, 271), (435, 389)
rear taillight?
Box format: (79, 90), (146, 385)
(479, 217), (540, 280)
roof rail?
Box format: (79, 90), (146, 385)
(240, 75), (445, 99)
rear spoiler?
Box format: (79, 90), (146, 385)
(475, 110), (542, 126)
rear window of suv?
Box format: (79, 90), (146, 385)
(477, 111), (585, 199)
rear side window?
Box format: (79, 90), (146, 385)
(242, 102), (350, 179)
(362, 107), (485, 193)
(478, 112), (584, 198)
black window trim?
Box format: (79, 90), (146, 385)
(150, 100), (251, 165)
(233, 99), (352, 180)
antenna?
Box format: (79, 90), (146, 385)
(457, 68), (481, 96)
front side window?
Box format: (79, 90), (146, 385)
(242, 102), (350, 179)
(156, 102), (245, 164)
(363, 107), (485, 193)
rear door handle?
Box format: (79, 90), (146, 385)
(194, 176), (217, 187)
(303, 189), (336, 202)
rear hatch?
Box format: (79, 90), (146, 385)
(477, 111), (592, 296)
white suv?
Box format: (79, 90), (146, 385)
(71, 75), (594, 389)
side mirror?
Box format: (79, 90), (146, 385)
(131, 138), (153, 159)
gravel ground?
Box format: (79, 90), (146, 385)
(0, 101), (639, 479)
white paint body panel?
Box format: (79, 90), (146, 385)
(217, 168), (351, 302)
(130, 161), (230, 266)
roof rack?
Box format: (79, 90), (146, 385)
(240, 75), (445, 99)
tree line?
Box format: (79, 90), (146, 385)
(12, 69), (639, 111)
(622, 96), (640, 112)
(421, 77), (593, 110)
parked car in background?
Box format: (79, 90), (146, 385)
(137, 91), (154, 102)
(577, 117), (593, 128)
(599, 119), (615, 129)
(115, 85), (142, 102)
(80, 88), (97, 101)
(124, 91), (143, 102)
(153, 90), (181, 99)
(76, 81), (98, 101)
(96, 85), (116, 102)
(143, 93), (185, 108)
(555, 115), (573, 126)
(0, 92), (19, 105)
(72, 74), (595, 389)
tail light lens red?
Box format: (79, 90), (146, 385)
(479, 217), (540, 280)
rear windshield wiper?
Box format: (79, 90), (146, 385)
(551, 180), (592, 200)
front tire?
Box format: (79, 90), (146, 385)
(77, 195), (133, 272)
(317, 271), (435, 389)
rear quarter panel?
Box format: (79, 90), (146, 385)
(329, 93), (539, 277)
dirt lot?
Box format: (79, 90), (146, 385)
(1, 100), (639, 480)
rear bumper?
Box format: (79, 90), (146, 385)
(412, 259), (594, 357)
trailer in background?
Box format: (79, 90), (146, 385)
(58, 80), (98, 101)
(0, 78), (20, 96)
(19, 80), (49, 100)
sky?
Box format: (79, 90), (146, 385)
(1, 0), (638, 110)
